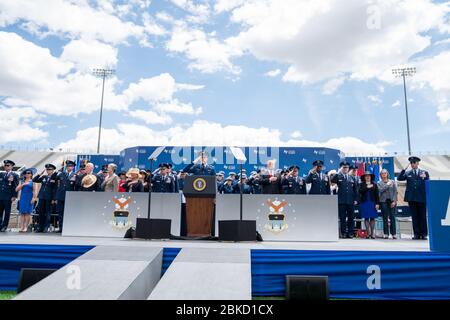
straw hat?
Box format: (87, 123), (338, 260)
(126, 168), (140, 178)
(81, 174), (97, 188)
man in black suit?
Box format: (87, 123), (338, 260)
(397, 156), (430, 240)
(260, 159), (281, 194)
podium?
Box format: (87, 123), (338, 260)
(183, 175), (217, 237)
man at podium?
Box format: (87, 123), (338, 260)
(183, 151), (216, 176)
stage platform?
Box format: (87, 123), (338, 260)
(2, 233), (450, 300)
(0, 233), (430, 252)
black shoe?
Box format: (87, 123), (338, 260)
(0, 226), (7, 232)
(422, 236), (428, 240)
(412, 235), (421, 240)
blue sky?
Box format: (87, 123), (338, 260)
(0, 0), (449, 155)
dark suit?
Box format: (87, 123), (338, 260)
(75, 173), (102, 191)
(247, 175), (262, 194)
(331, 173), (359, 237)
(305, 171), (330, 195)
(260, 169), (281, 194)
(55, 171), (76, 231)
(0, 171), (19, 230)
(398, 168), (429, 238)
(33, 173), (58, 232)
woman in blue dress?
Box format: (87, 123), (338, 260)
(359, 171), (380, 239)
(15, 169), (37, 232)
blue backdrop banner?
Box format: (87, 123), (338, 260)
(251, 249), (450, 299)
(427, 180), (450, 252)
(3, 245), (450, 299)
(0, 244), (93, 291)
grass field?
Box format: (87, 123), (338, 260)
(0, 291), (16, 300)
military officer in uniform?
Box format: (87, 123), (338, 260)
(235, 174), (252, 194)
(183, 151), (216, 176)
(331, 161), (359, 238)
(152, 163), (177, 193)
(166, 163), (179, 192)
(248, 170), (262, 194)
(305, 160), (331, 195)
(349, 164), (360, 186)
(33, 164), (58, 232)
(221, 177), (235, 194)
(54, 160), (77, 232)
(177, 170), (187, 191)
(281, 166), (307, 194)
(216, 171), (225, 193)
(0, 160), (20, 232)
(397, 156), (430, 240)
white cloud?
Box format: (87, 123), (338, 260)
(322, 76), (346, 95)
(154, 100), (202, 115)
(434, 38), (450, 46)
(166, 22), (242, 74)
(60, 38), (118, 71)
(367, 95), (382, 104)
(0, 31), (127, 115)
(169, 0), (211, 24)
(0, 32), (203, 118)
(264, 69), (281, 77)
(57, 120), (390, 155)
(0, 0), (145, 44)
(0, 106), (48, 144)
(226, 0), (448, 84)
(392, 100), (401, 107)
(214, 0), (247, 13)
(128, 110), (173, 125)
(290, 130), (303, 139)
(286, 137), (392, 155)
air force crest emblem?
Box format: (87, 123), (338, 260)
(264, 199), (289, 233)
(110, 196), (133, 229)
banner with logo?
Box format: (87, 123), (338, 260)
(63, 192), (181, 237)
(216, 194), (338, 241)
(427, 180), (450, 252)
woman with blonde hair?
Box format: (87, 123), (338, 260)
(377, 169), (398, 239)
(122, 168), (144, 192)
(101, 163), (119, 192)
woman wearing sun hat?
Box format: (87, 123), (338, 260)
(359, 171), (380, 239)
(15, 168), (37, 232)
(122, 168), (144, 192)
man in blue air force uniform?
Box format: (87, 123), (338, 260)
(33, 164), (58, 233)
(397, 156), (430, 240)
(151, 163), (177, 193)
(331, 161), (359, 238)
(305, 160), (330, 195)
(54, 160), (77, 233)
(0, 160), (19, 232)
(281, 166), (307, 194)
(183, 151), (216, 176)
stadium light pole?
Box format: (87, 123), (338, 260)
(92, 68), (115, 154)
(392, 67), (416, 156)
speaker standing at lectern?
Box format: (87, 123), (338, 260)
(183, 151), (216, 176)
